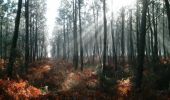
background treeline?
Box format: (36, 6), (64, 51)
(0, 0), (48, 76)
(51, 0), (170, 89)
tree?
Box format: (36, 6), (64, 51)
(128, 9), (134, 63)
(121, 8), (125, 64)
(102, 0), (107, 73)
(136, 0), (140, 60)
(148, 7), (154, 60)
(0, 1), (5, 59)
(7, 0), (22, 77)
(164, 0), (170, 36)
(111, 13), (117, 70)
(135, 0), (148, 89)
(63, 19), (66, 59)
(0, 15), (2, 59)
(163, 4), (166, 58)
(73, 0), (78, 70)
(152, 1), (158, 62)
(29, 0), (47, 61)
(78, 0), (84, 71)
(25, 0), (29, 72)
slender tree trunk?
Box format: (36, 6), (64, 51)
(164, 0), (170, 36)
(78, 0), (83, 71)
(111, 14), (117, 71)
(25, 0), (29, 72)
(147, 32), (151, 60)
(103, 0), (107, 73)
(121, 8), (125, 64)
(35, 15), (38, 60)
(135, 0), (148, 89)
(63, 20), (66, 59)
(136, 0), (140, 59)
(148, 9), (154, 60)
(96, 11), (100, 59)
(129, 9), (134, 62)
(32, 16), (35, 61)
(7, 0), (22, 77)
(92, 5), (96, 65)
(73, 0), (78, 70)
(163, 5), (166, 58)
(152, 2), (158, 62)
(66, 21), (69, 60)
(57, 35), (60, 58)
(5, 20), (8, 60)
(0, 16), (3, 59)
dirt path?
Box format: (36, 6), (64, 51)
(25, 59), (133, 99)
(26, 59), (98, 92)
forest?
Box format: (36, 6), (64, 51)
(0, 0), (170, 99)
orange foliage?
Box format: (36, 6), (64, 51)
(117, 78), (132, 96)
(14, 59), (170, 99)
(0, 79), (42, 99)
(0, 59), (5, 69)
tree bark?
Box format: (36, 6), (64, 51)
(136, 0), (140, 59)
(73, 0), (78, 70)
(121, 8), (125, 64)
(78, 0), (84, 71)
(135, 0), (148, 89)
(164, 0), (170, 36)
(63, 19), (66, 59)
(25, 0), (29, 72)
(0, 16), (2, 59)
(163, 5), (166, 58)
(5, 19), (8, 60)
(35, 14), (38, 60)
(7, 0), (22, 77)
(129, 9), (134, 62)
(103, 0), (107, 73)
(152, 2), (158, 62)
(111, 14), (117, 71)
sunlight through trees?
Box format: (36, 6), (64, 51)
(0, 0), (170, 99)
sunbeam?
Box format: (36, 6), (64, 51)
(1, 0), (170, 99)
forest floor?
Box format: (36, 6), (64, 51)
(25, 59), (130, 99)
(0, 58), (170, 100)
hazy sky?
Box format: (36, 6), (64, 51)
(46, 0), (61, 38)
(46, 0), (61, 57)
(46, 0), (136, 36)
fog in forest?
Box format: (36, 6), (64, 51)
(0, 0), (170, 99)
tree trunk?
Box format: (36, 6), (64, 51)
(152, 2), (158, 62)
(121, 8), (125, 64)
(148, 8), (154, 60)
(164, 0), (170, 36)
(7, 0), (22, 77)
(29, 17), (33, 62)
(135, 0), (148, 89)
(25, 0), (29, 72)
(63, 20), (66, 59)
(57, 35), (60, 58)
(111, 14), (117, 71)
(32, 16), (36, 61)
(0, 16), (3, 59)
(163, 5), (166, 58)
(35, 15), (38, 60)
(103, 0), (107, 73)
(5, 19), (8, 60)
(136, 0), (140, 60)
(129, 9), (134, 63)
(78, 0), (83, 71)
(73, 0), (78, 70)
(66, 21), (69, 60)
